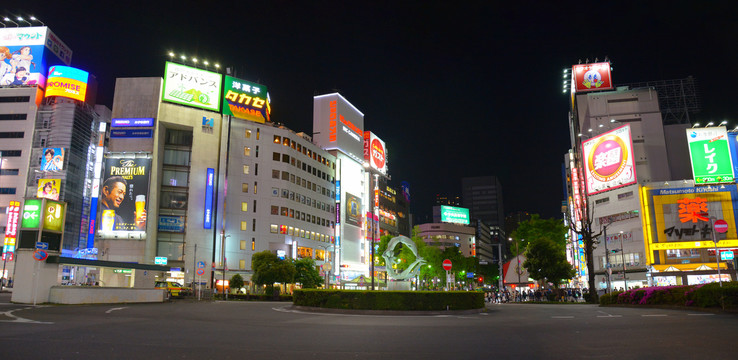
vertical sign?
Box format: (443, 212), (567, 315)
(3, 201), (21, 260)
(204, 168), (215, 229)
(686, 127), (735, 184)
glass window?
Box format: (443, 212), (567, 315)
(165, 129), (192, 146)
(160, 191), (188, 209)
(281, 207), (288, 216)
(270, 224), (278, 233)
(241, 202), (248, 211)
(254, 181), (257, 194)
(271, 205), (279, 215)
(282, 154), (290, 163)
(241, 221), (248, 231)
(245, 129), (251, 138)
(272, 187), (279, 197)
(272, 170), (280, 179)
(282, 171), (289, 181)
(240, 240), (247, 250)
(163, 149), (191, 166)
(161, 169), (189, 187)
(273, 152), (280, 161)
(253, 200), (257, 213)
(273, 135), (281, 144)
(239, 260), (246, 270)
(252, 238), (256, 251)
(255, 146), (259, 157)
(244, 147), (251, 156)
(256, 128), (260, 140)
(242, 183), (248, 193)
(254, 164), (258, 176)
(157, 241), (184, 261)
(252, 219), (256, 231)
(243, 165), (249, 174)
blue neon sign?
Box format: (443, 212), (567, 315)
(204, 168), (215, 229)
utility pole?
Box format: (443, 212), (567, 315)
(603, 225), (611, 294)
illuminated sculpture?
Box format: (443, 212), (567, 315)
(382, 235), (426, 281)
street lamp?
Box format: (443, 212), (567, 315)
(618, 231), (627, 290)
(221, 232), (230, 299)
(317, 243), (334, 288)
(602, 224), (612, 293)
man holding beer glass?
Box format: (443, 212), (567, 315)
(100, 176), (147, 231)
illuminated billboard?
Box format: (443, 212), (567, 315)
(3, 201), (21, 259)
(45, 65), (89, 101)
(37, 178), (61, 200)
(313, 93), (365, 163)
(0, 27), (72, 87)
(686, 127), (734, 184)
(572, 62), (613, 92)
(223, 75), (270, 123)
(203, 168), (215, 229)
(42, 200), (65, 232)
(345, 193), (362, 227)
(98, 156), (152, 234)
(162, 62), (222, 112)
(40, 147), (65, 171)
(581, 124), (637, 195)
(363, 131), (387, 175)
(20, 199), (42, 229)
(440, 205), (470, 225)
(641, 185), (738, 272)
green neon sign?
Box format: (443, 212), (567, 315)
(21, 199), (42, 229)
(440, 205), (470, 225)
(686, 127), (735, 184)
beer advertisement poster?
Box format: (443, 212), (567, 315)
(98, 156), (152, 233)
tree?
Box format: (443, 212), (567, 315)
(564, 192), (603, 303)
(229, 273), (244, 293)
(251, 251), (296, 294)
(293, 258), (323, 288)
(512, 215), (574, 288)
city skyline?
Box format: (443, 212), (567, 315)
(8, 1), (736, 221)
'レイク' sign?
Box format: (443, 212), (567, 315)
(203, 168), (215, 229)
(686, 127), (735, 184)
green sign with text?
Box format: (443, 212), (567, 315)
(21, 199), (42, 229)
(686, 127), (735, 184)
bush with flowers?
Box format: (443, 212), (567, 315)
(599, 281), (738, 310)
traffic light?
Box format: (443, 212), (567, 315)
(479, 276), (484, 283)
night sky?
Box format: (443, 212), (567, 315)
(11, 1), (737, 222)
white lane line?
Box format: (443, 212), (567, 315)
(552, 316), (574, 319)
(597, 315), (622, 318)
(687, 313), (714, 316)
(106, 307), (127, 314)
(642, 314), (667, 317)
(0, 307), (53, 324)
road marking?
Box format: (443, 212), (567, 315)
(0, 307), (53, 324)
(106, 307), (127, 314)
(597, 315), (622, 318)
(642, 314), (667, 317)
(687, 313), (714, 316)
(273, 307), (482, 318)
(551, 316), (574, 319)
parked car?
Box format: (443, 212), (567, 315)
(155, 281), (191, 299)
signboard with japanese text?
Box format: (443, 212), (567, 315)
(686, 127), (735, 184)
(0, 27), (72, 87)
(158, 215), (185, 233)
(363, 131), (387, 175)
(222, 75), (270, 123)
(203, 168), (215, 229)
(641, 184), (738, 267)
(572, 62), (613, 92)
(98, 156), (152, 234)
(37, 178), (61, 200)
(111, 118), (155, 127)
(45, 65), (88, 101)
(162, 62), (222, 112)
(20, 199), (42, 229)
(110, 129), (154, 138)
(42, 200), (65, 232)
(581, 124), (637, 195)
(440, 205), (470, 225)
(3, 201), (21, 259)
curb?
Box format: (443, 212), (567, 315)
(290, 305), (486, 316)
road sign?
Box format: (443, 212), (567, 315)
(35, 242), (49, 250)
(720, 250), (735, 261)
(197, 261), (206, 269)
(33, 249), (48, 261)
(443, 259), (452, 271)
(196, 268), (205, 276)
(714, 219), (728, 233)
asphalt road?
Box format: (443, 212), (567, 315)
(1, 292), (737, 359)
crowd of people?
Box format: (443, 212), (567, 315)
(485, 287), (588, 303)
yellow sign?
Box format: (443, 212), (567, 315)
(42, 200), (65, 232)
(37, 179), (61, 200)
(650, 239), (738, 251)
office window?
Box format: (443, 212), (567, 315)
(256, 128), (260, 140)
(270, 224), (278, 233)
(241, 202), (248, 211)
(163, 149), (191, 166)
(254, 181), (257, 194)
(165, 129), (192, 146)
(0, 114), (27, 120)
(0, 169), (19, 175)
(271, 205), (279, 215)
(0, 150), (21, 157)
(254, 164), (258, 176)
(240, 240), (247, 250)
(244, 146), (251, 156)
(271, 187), (279, 197)
(253, 200), (256, 213)
(241, 221), (248, 231)
(245, 129), (252, 138)
(0, 96), (30, 102)
(282, 154), (290, 163)
(272, 170), (280, 179)
(243, 165), (250, 174)
(239, 260), (246, 270)
(0, 188), (17, 194)
(0, 132), (24, 138)
(273, 135), (281, 144)
(242, 183), (248, 193)
(251, 238), (256, 251)
(283, 137), (290, 146)
(297, 144), (302, 152)
(273, 152), (280, 161)
(282, 171), (289, 181)
(281, 207), (288, 216)
(161, 169), (189, 187)
(252, 219), (256, 231)
(160, 191), (188, 209)
(255, 146), (259, 157)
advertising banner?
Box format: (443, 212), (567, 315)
(313, 94), (365, 163)
(44, 65), (88, 101)
(20, 199), (42, 229)
(162, 61), (222, 112)
(223, 75), (270, 123)
(363, 131), (387, 175)
(110, 129), (154, 138)
(42, 200), (65, 232)
(572, 62), (613, 92)
(0, 27), (71, 88)
(581, 124), (637, 195)
(37, 178), (61, 200)
(686, 127), (734, 184)
(3, 201), (20, 257)
(440, 205), (470, 225)
(345, 193), (362, 227)
(203, 168), (214, 229)
(158, 215), (185, 233)
(99, 157), (151, 233)
(40, 147), (65, 171)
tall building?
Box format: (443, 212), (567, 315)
(461, 176), (505, 228)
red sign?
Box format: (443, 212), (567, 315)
(715, 219), (729, 233)
(196, 268), (205, 276)
(572, 62), (613, 92)
(33, 249), (49, 262)
(1, 252), (13, 261)
(442, 259), (452, 271)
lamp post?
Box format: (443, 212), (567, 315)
(603, 224), (611, 294)
(221, 232), (230, 299)
(317, 243), (333, 288)
(619, 231), (627, 290)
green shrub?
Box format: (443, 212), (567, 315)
(293, 290), (484, 311)
(598, 281), (738, 310)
